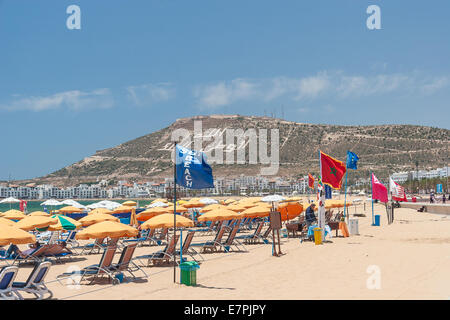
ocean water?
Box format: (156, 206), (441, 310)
(0, 199), (155, 213)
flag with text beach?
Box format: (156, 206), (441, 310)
(175, 145), (214, 189)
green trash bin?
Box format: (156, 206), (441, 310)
(179, 261), (200, 286)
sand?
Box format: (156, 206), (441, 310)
(9, 200), (450, 300)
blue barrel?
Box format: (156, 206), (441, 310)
(374, 215), (380, 226)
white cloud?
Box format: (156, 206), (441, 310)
(296, 72), (330, 99)
(193, 71), (450, 109)
(420, 76), (449, 95)
(194, 78), (258, 109)
(0, 88), (114, 112)
(126, 83), (174, 106)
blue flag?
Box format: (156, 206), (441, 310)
(346, 151), (359, 170)
(175, 145), (214, 189)
(325, 184), (332, 199)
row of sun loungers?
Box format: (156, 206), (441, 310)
(0, 217), (275, 299)
(0, 243), (75, 266)
(0, 261), (53, 300)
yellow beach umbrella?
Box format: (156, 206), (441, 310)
(284, 196), (303, 202)
(112, 206), (134, 214)
(122, 201), (137, 207)
(140, 213), (194, 229)
(28, 211), (50, 217)
(226, 203), (250, 212)
(79, 213), (120, 227)
(200, 204), (227, 213)
(15, 216), (58, 231)
(302, 202), (318, 211)
(240, 205), (271, 218)
(0, 224), (36, 246)
(223, 198), (237, 205)
(1, 210), (26, 220)
(76, 221), (139, 240)
(136, 207), (170, 221)
(165, 205), (189, 213)
(197, 208), (239, 222)
(89, 208), (114, 215)
(59, 206), (83, 214)
(0, 217), (16, 226)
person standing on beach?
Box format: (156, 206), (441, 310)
(443, 194), (446, 204)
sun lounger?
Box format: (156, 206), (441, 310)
(109, 243), (147, 280)
(42, 243), (74, 263)
(0, 245), (51, 266)
(0, 265), (20, 300)
(220, 224), (247, 252)
(174, 231), (204, 263)
(192, 226), (227, 253)
(238, 222), (267, 244)
(122, 229), (150, 246)
(57, 245), (119, 285)
(11, 261), (53, 300)
(57, 230), (79, 249)
(134, 234), (180, 267)
(79, 237), (106, 255)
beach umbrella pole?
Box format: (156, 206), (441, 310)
(173, 142), (177, 284)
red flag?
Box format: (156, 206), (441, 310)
(308, 174), (315, 189)
(320, 151), (346, 189)
(389, 178), (407, 202)
(372, 173), (388, 203)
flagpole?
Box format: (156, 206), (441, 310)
(344, 170), (348, 224)
(173, 142), (177, 283)
(371, 172), (374, 226)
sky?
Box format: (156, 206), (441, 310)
(0, 0), (449, 180)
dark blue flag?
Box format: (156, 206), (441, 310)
(325, 184), (332, 199)
(175, 145), (214, 189)
(346, 151), (359, 170)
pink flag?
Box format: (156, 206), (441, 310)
(372, 173), (388, 203)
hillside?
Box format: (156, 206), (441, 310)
(27, 115), (450, 186)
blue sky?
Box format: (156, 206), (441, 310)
(0, 0), (449, 180)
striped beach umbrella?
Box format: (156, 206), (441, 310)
(48, 214), (82, 231)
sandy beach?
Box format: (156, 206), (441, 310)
(9, 200), (450, 300)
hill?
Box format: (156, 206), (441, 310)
(25, 115), (450, 186)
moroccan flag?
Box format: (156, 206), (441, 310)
(320, 151), (346, 189)
(308, 174), (315, 189)
(372, 173), (388, 203)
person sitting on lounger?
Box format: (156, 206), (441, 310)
(305, 203), (317, 229)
